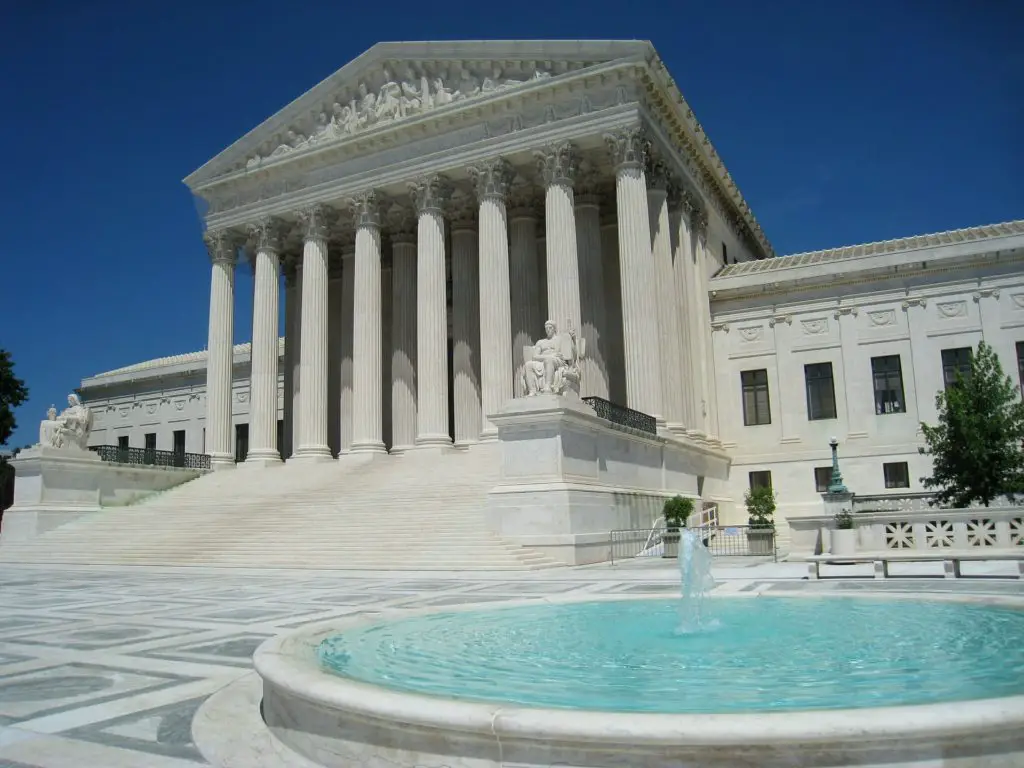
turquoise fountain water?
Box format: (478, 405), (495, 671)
(316, 539), (1024, 714)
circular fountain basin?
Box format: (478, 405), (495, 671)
(255, 594), (1024, 767)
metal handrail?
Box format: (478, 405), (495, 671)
(90, 445), (211, 470)
(582, 396), (657, 435)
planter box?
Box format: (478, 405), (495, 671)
(830, 528), (858, 559)
(748, 529), (775, 556)
(663, 531), (680, 558)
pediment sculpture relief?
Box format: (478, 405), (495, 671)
(39, 393), (94, 451)
(246, 63), (556, 169)
(521, 320), (585, 399)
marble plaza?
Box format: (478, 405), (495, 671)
(3, 39), (1024, 568)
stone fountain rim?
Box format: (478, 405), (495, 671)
(254, 590), (1024, 748)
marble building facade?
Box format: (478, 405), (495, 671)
(74, 40), (1024, 527)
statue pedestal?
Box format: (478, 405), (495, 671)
(1, 446), (104, 542)
(486, 395), (730, 566)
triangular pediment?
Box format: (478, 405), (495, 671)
(184, 40), (652, 188)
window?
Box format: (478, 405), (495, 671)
(277, 419), (285, 460)
(117, 435), (129, 450)
(871, 355), (906, 414)
(814, 466), (833, 493)
(1017, 342), (1024, 396)
(749, 470), (772, 490)
(804, 362), (837, 420)
(144, 433), (156, 464)
(722, 242), (729, 265)
(741, 369), (771, 426)
(173, 430), (186, 467)
(234, 424), (249, 464)
(883, 462), (910, 489)
(941, 347), (972, 390)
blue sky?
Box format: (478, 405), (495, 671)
(1, 1), (1021, 449)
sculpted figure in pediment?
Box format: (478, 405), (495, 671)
(375, 67), (404, 121)
(356, 83), (377, 128)
(454, 66), (481, 101)
(431, 77), (454, 107)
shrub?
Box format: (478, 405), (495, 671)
(663, 495), (695, 531)
(744, 486), (776, 530)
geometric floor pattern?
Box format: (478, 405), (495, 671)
(0, 559), (1021, 766)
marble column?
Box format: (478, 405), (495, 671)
(450, 200), (482, 445)
(470, 157), (514, 438)
(648, 163), (684, 433)
(535, 142), (581, 336)
(575, 173), (609, 399)
(409, 175), (452, 448)
(600, 212), (627, 405)
(245, 218), (283, 465)
(605, 127), (664, 425)
(669, 196), (697, 433)
(282, 260), (298, 459)
(692, 213), (719, 444)
(327, 258), (342, 457)
(203, 230), (237, 469)
(509, 183), (542, 397)
(387, 207), (417, 453)
(349, 191), (386, 453)
(380, 244), (393, 451)
(294, 205), (333, 461)
(339, 245), (355, 453)
(289, 263), (303, 455)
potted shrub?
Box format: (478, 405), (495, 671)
(661, 495), (694, 558)
(830, 508), (857, 559)
(744, 486), (776, 556)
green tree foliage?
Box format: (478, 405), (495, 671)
(744, 486), (776, 530)
(0, 349), (29, 448)
(920, 341), (1024, 508)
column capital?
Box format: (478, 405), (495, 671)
(348, 190), (385, 229)
(692, 207), (709, 242)
(604, 126), (650, 171)
(645, 157), (673, 194)
(534, 142), (578, 187)
(384, 202), (416, 243)
(468, 157), (512, 201)
(246, 217), (284, 254)
(408, 174), (452, 215)
(298, 204), (334, 242)
(203, 229), (237, 266)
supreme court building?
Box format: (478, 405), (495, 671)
(77, 39), (1024, 532)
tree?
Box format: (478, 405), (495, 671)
(0, 349), (29, 448)
(920, 341), (1024, 508)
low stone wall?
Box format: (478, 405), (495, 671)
(487, 395), (731, 565)
(1, 446), (203, 542)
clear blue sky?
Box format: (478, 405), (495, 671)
(1, 1), (1021, 449)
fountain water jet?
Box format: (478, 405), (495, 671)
(676, 528), (716, 633)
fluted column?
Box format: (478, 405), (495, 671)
(293, 205), (332, 461)
(245, 218), (283, 464)
(327, 260), (342, 457)
(282, 260), (297, 459)
(600, 211), (627, 405)
(535, 142), (581, 336)
(339, 245), (356, 453)
(289, 262), (303, 455)
(349, 192), (386, 453)
(648, 163), (684, 433)
(509, 181), (542, 397)
(469, 157), (514, 438)
(669, 194), (697, 434)
(409, 175), (452, 448)
(387, 207), (417, 453)
(450, 200), (482, 444)
(605, 127), (664, 425)
(692, 213), (720, 445)
(203, 230), (237, 469)
(575, 173), (609, 399)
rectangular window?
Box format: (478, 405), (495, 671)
(883, 461), (910, 489)
(741, 369), (771, 426)
(234, 423), (249, 464)
(804, 362), (837, 420)
(117, 435), (129, 450)
(143, 433), (156, 464)
(173, 430), (186, 467)
(1017, 342), (1024, 396)
(749, 470), (772, 490)
(941, 347), (972, 390)
(814, 466), (833, 493)
(871, 355), (906, 414)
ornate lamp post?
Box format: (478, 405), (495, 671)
(828, 436), (849, 494)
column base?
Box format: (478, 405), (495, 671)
(686, 429), (707, 442)
(349, 440), (387, 455)
(666, 422), (688, 437)
(292, 445), (335, 463)
(243, 451), (284, 468)
(415, 434), (453, 449)
(209, 453), (235, 471)
(478, 428), (499, 443)
(388, 444), (415, 455)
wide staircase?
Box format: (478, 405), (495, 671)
(0, 445), (562, 570)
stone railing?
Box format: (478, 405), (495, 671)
(788, 505), (1024, 557)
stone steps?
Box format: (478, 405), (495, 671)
(0, 445), (565, 570)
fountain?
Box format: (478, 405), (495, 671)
(249, 548), (1024, 767)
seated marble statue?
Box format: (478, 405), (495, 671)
(522, 320), (584, 397)
(39, 393), (93, 451)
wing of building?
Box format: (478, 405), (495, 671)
(9, 39), (1023, 567)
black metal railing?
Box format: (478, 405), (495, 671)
(609, 525), (777, 563)
(90, 445), (211, 470)
(583, 396), (657, 435)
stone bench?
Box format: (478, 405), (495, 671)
(806, 550), (1024, 580)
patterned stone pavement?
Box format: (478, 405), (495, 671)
(0, 559), (1021, 767)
